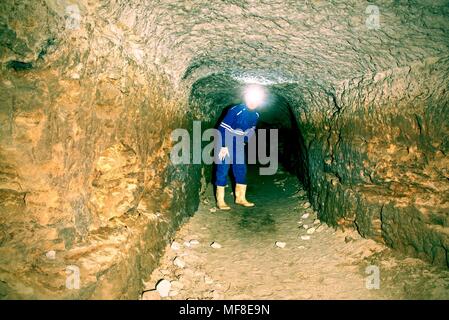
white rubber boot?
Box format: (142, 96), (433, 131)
(216, 186), (231, 210)
(235, 184), (255, 207)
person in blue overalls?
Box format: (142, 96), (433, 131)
(215, 85), (264, 210)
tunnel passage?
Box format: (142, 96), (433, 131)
(188, 74), (309, 190)
(0, 0), (449, 299)
(255, 94), (309, 187)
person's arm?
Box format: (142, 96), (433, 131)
(244, 126), (256, 143)
(218, 106), (241, 147)
(244, 113), (259, 143)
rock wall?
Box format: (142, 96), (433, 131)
(0, 0), (200, 299)
(303, 56), (449, 267)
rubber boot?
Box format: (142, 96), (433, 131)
(235, 184), (255, 207)
(216, 186), (231, 210)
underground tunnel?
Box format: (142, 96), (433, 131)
(0, 0), (449, 300)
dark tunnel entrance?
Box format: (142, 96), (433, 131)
(255, 93), (309, 187)
(187, 75), (310, 200)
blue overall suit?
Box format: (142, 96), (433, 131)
(215, 103), (259, 186)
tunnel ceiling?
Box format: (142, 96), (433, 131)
(2, 0), (449, 94)
(139, 0), (449, 89)
(99, 0), (449, 116)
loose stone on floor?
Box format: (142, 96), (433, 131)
(141, 170), (449, 300)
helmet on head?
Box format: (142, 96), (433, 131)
(244, 84), (266, 109)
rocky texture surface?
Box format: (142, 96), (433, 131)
(305, 57), (449, 267)
(183, 1), (449, 269)
(0, 0), (201, 299)
(0, 0), (448, 299)
(143, 171), (449, 300)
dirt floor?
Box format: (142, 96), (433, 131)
(141, 167), (449, 300)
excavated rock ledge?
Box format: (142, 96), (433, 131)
(303, 56), (449, 267)
(0, 1), (201, 299)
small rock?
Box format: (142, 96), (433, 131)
(183, 241), (191, 247)
(314, 219), (320, 225)
(204, 276), (214, 284)
(275, 241), (286, 248)
(209, 207), (217, 213)
(173, 257), (185, 269)
(300, 235), (311, 240)
(45, 250), (56, 260)
(301, 213), (310, 219)
(210, 242), (222, 249)
(156, 279), (171, 297)
(303, 224), (309, 229)
(171, 241), (181, 251)
(298, 246), (306, 250)
(303, 202), (311, 209)
(307, 227), (316, 234)
(169, 290), (179, 297)
(141, 290), (161, 300)
(189, 239), (200, 245)
(316, 225), (325, 233)
(345, 236), (354, 243)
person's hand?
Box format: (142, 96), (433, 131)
(218, 147), (230, 161)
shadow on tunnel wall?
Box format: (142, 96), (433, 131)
(256, 98), (310, 189)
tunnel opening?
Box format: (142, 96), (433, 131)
(188, 73), (310, 193)
(254, 93), (309, 188)
(145, 71), (449, 301)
